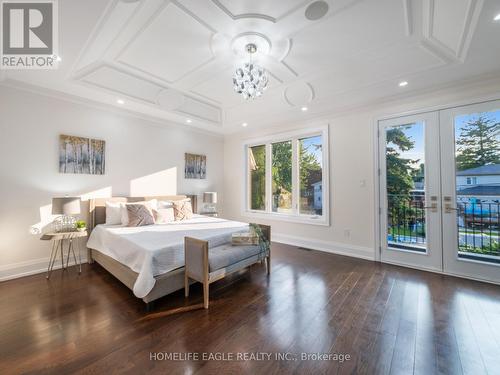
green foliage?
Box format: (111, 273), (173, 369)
(299, 140), (321, 193)
(250, 138), (322, 210)
(250, 145), (266, 210)
(249, 223), (270, 259)
(272, 141), (292, 195)
(386, 127), (419, 202)
(460, 240), (500, 257)
(456, 115), (500, 171)
(76, 220), (86, 229)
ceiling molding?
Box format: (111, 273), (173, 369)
(76, 62), (222, 125)
(403, 0), (413, 36)
(211, 0), (276, 22)
(283, 82), (315, 107)
(422, 0), (483, 63)
(0, 79), (225, 136)
(115, 1), (217, 84)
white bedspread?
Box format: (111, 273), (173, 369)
(87, 215), (249, 298)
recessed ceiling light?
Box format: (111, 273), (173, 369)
(494, 13), (500, 21)
(301, 106), (308, 112)
(186, 119), (192, 123)
(399, 81), (408, 87)
(116, 99), (125, 105)
(242, 122), (248, 127)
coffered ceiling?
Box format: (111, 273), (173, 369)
(3, 0), (500, 133)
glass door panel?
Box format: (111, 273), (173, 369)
(379, 112), (442, 272)
(385, 122), (427, 253)
(440, 101), (500, 283)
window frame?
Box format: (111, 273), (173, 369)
(243, 125), (330, 226)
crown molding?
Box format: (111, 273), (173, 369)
(0, 79), (224, 138)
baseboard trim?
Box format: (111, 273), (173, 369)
(273, 233), (375, 261)
(0, 255), (88, 282)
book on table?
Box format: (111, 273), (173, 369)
(232, 233), (259, 245)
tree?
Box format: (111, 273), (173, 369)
(386, 127), (418, 200)
(456, 115), (500, 171)
(250, 145), (266, 210)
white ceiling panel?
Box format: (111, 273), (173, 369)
(176, 97), (222, 124)
(118, 2), (215, 83)
(81, 65), (162, 104)
(213, 0), (308, 20)
(284, 0), (407, 75)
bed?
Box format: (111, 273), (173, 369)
(86, 195), (261, 307)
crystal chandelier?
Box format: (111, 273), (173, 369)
(233, 43), (269, 100)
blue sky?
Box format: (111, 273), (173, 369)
(388, 109), (500, 168)
(455, 110), (500, 140)
(301, 135), (322, 166)
(388, 122), (425, 167)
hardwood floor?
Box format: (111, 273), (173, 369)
(1, 243), (500, 375)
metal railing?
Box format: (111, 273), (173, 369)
(387, 194), (426, 252)
(457, 202), (500, 260)
(387, 194), (500, 261)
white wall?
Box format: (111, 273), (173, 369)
(223, 77), (500, 260)
(0, 85), (224, 280)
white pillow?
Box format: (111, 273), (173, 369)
(105, 201), (123, 225)
(121, 199), (158, 226)
(154, 207), (175, 224)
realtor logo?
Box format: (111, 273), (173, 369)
(1, 0), (58, 69)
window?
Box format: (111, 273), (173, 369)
(272, 141), (292, 213)
(466, 177), (477, 185)
(245, 126), (329, 225)
(249, 145), (266, 210)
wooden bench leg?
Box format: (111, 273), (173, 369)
(203, 281), (209, 309)
(184, 272), (189, 297)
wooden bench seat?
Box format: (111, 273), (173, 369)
(184, 224), (270, 309)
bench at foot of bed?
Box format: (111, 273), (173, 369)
(184, 224), (271, 309)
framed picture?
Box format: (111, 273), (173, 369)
(185, 153), (206, 179)
(59, 134), (105, 175)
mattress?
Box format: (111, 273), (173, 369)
(87, 215), (249, 298)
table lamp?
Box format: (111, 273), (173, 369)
(52, 197), (81, 232)
(203, 192), (217, 213)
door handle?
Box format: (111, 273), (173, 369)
(423, 203), (438, 213)
(444, 203), (458, 213)
(443, 196), (458, 214)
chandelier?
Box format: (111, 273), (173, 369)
(233, 43), (269, 100)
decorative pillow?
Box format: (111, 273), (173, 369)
(121, 199), (157, 226)
(154, 207), (175, 224)
(157, 200), (173, 209)
(105, 201), (123, 225)
(172, 199), (193, 221)
(126, 204), (155, 227)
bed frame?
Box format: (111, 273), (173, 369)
(87, 195), (197, 308)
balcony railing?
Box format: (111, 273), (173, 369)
(387, 194), (500, 262)
(457, 202), (500, 262)
(387, 194), (426, 252)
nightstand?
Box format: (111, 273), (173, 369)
(200, 212), (218, 217)
(40, 230), (87, 279)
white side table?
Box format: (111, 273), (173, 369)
(40, 230), (87, 279)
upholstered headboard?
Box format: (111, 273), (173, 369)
(88, 195), (197, 232)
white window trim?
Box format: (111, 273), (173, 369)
(242, 125), (330, 226)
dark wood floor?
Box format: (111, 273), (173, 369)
(1, 243), (500, 375)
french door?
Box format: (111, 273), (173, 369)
(379, 100), (500, 284)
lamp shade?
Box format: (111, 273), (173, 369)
(52, 197), (81, 215)
(203, 192), (217, 204)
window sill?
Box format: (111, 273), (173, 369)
(242, 210), (330, 226)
